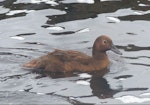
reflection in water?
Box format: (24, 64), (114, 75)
(46, 0), (150, 24)
(1, 0), (150, 22)
(33, 67), (109, 79)
(51, 31), (75, 35)
(33, 69), (78, 79)
(90, 75), (148, 99)
(117, 44), (150, 51)
(90, 76), (118, 99)
(32, 68), (148, 99)
(118, 13), (150, 21)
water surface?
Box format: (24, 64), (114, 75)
(0, 0), (150, 104)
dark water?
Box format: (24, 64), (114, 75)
(0, 0), (150, 104)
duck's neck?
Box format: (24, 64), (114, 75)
(92, 50), (108, 60)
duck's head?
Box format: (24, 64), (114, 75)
(92, 35), (122, 56)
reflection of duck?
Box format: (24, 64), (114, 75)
(90, 75), (118, 99)
(23, 35), (122, 72)
(90, 74), (148, 99)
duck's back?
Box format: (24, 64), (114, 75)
(51, 49), (90, 61)
(23, 49), (92, 72)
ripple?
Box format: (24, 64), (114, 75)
(46, 26), (65, 31)
(51, 28), (90, 36)
(114, 75), (133, 79)
(0, 72), (30, 82)
(51, 31), (75, 35)
(130, 63), (150, 67)
(118, 13), (150, 21)
(138, 3), (150, 7)
(76, 80), (90, 85)
(77, 0), (94, 4)
(117, 44), (150, 51)
(10, 36), (25, 40)
(116, 95), (150, 103)
(6, 10), (35, 16)
(78, 73), (92, 78)
(16, 33), (36, 36)
(31, 0), (58, 6)
(24, 42), (46, 45)
(126, 32), (137, 35)
(76, 28), (90, 33)
(106, 16), (121, 23)
(0, 52), (30, 63)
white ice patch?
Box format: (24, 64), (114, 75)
(78, 73), (92, 78)
(106, 16), (121, 23)
(11, 36), (25, 40)
(46, 26), (64, 31)
(77, 0), (94, 4)
(77, 28), (90, 33)
(116, 95), (150, 103)
(76, 80), (90, 85)
(6, 10), (35, 16)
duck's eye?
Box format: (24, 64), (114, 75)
(103, 40), (107, 44)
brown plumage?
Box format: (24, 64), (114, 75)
(23, 35), (122, 72)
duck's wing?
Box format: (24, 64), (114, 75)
(23, 49), (91, 70)
(50, 49), (91, 64)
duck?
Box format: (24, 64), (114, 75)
(23, 35), (122, 72)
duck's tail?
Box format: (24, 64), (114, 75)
(23, 59), (41, 69)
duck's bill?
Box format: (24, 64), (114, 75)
(111, 44), (122, 55)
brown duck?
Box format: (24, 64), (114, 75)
(23, 35), (122, 72)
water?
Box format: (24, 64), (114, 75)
(0, 0), (150, 104)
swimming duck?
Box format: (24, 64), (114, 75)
(23, 35), (122, 72)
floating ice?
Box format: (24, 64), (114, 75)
(78, 73), (91, 78)
(76, 80), (90, 85)
(77, 0), (94, 4)
(116, 95), (150, 103)
(11, 36), (25, 40)
(77, 28), (90, 33)
(107, 16), (121, 23)
(46, 26), (64, 31)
